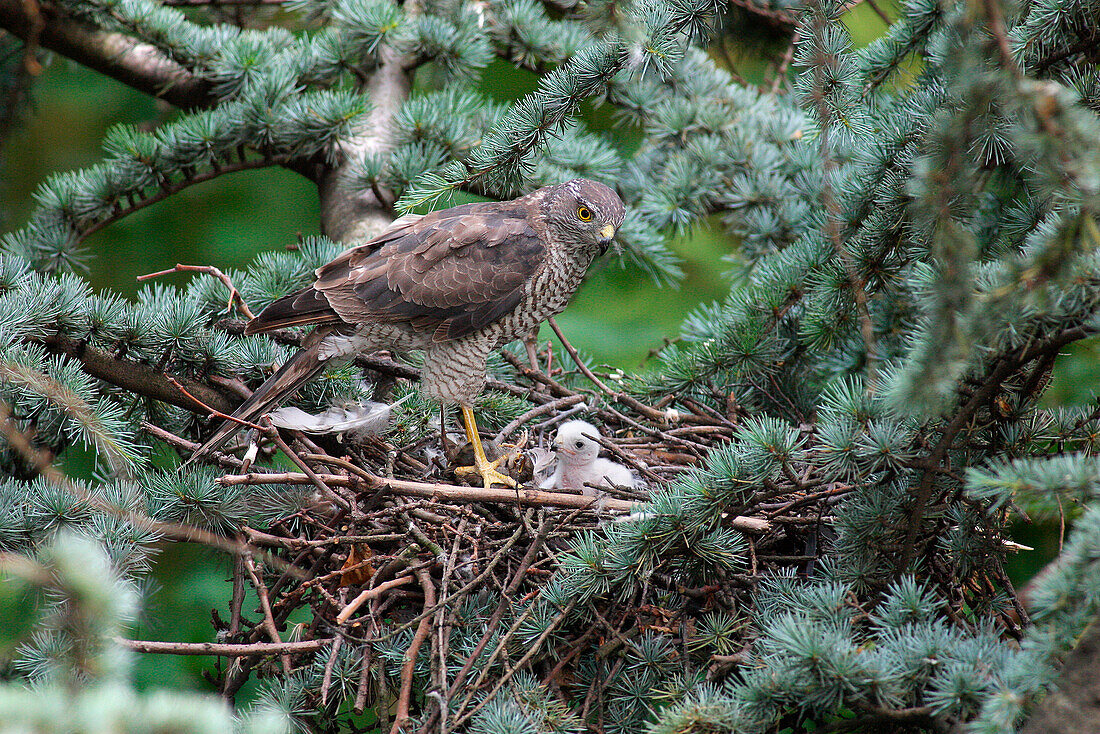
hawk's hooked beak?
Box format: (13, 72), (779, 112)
(597, 224), (616, 254)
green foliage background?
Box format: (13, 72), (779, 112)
(2, 5), (1097, 703)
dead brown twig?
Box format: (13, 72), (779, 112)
(138, 263), (256, 319)
(390, 568), (436, 734)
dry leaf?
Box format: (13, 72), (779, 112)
(339, 544), (375, 587)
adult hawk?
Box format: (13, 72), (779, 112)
(194, 178), (626, 488)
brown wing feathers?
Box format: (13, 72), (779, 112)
(195, 198), (546, 458)
(309, 203), (545, 342)
(244, 287), (340, 334)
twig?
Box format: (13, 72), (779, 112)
(166, 375), (262, 429)
(727, 0), (798, 26)
(138, 263), (255, 319)
(243, 553), (292, 675)
(219, 471), (628, 510)
(117, 638), (328, 656)
(162, 0), (290, 5)
(0, 401), (302, 574)
(452, 599), (577, 728)
(390, 567), (436, 734)
(899, 325), (1093, 569)
(377, 523), (530, 643)
(863, 0), (891, 24)
(80, 158), (285, 241)
(590, 434), (665, 485)
(497, 395), (587, 441)
(980, 0), (1022, 79)
(423, 517), (555, 733)
(770, 29), (799, 95)
(40, 333), (236, 415)
(337, 575), (417, 624)
(547, 317), (674, 424)
(0, 0), (41, 143)
(320, 631), (344, 705)
(265, 423), (354, 512)
(140, 421), (244, 469)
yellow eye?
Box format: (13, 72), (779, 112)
(577, 206), (592, 221)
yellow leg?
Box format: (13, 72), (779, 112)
(454, 404), (517, 489)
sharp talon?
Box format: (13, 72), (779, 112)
(455, 404), (518, 488)
(456, 457), (517, 489)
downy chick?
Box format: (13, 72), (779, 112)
(541, 420), (634, 495)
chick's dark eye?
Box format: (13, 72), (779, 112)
(574, 440), (584, 449)
(577, 206), (592, 221)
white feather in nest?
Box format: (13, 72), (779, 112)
(267, 394), (411, 438)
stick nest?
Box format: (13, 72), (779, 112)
(196, 338), (837, 731)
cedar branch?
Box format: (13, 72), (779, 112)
(0, 0), (213, 109)
(40, 333), (237, 415)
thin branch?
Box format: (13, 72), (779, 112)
(0, 400), (305, 576)
(218, 470), (771, 531)
(390, 567), (436, 734)
(336, 574), (416, 624)
(980, 0), (1022, 80)
(266, 422), (354, 512)
(451, 599), (577, 728)
(769, 29), (799, 95)
(219, 470), (622, 510)
(243, 553), (292, 675)
(0, 0), (42, 143)
(81, 157), (285, 242)
(1034, 32), (1100, 73)
(863, 0), (891, 25)
(161, 0), (290, 5)
(496, 394), (587, 441)
(899, 324), (1095, 569)
(726, 0), (798, 27)
(547, 317), (674, 424)
(137, 263), (255, 319)
(117, 637), (328, 656)
(166, 376), (262, 428)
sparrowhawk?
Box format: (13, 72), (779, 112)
(194, 178), (626, 488)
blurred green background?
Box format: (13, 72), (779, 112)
(2, 6), (1097, 700)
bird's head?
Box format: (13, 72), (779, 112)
(552, 419), (602, 465)
(544, 179), (626, 256)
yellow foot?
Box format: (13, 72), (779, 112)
(455, 403), (519, 488)
(455, 455), (517, 489)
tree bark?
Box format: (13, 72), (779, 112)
(317, 46), (413, 244)
(0, 0), (413, 242)
(1020, 621), (1100, 734)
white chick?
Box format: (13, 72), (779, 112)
(541, 420), (635, 495)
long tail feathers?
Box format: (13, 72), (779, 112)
(188, 333), (330, 463)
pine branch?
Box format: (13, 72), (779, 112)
(40, 332), (236, 415)
(0, 0), (214, 110)
(899, 323), (1096, 569)
(79, 157), (287, 244)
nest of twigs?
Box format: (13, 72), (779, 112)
(180, 321), (832, 731)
